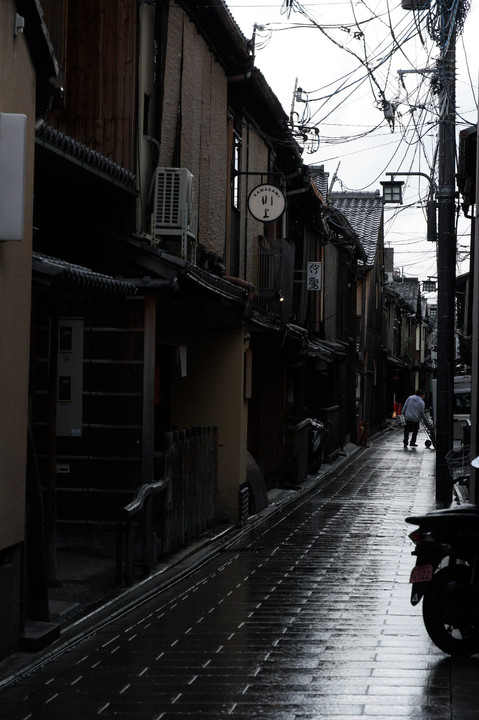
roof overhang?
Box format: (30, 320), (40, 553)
(308, 338), (349, 362)
(35, 123), (138, 194)
(15, 0), (59, 117)
(32, 252), (137, 296)
(386, 354), (410, 369)
(177, 0), (252, 76)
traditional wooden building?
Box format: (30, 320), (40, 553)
(329, 191), (386, 439)
(0, 0), (424, 662)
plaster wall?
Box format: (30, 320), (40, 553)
(324, 242), (340, 339)
(159, 5), (228, 258)
(237, 126), (270, 285)
(0, 0), (36, 658)
(170, 328), (248, 523)
(137, 2), (156, 233)
(0, 1), (35, 551)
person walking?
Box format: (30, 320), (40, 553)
(402, 388), (426, 447)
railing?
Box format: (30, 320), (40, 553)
(116, 478), (169, 586)
(116, 426), (218, 586)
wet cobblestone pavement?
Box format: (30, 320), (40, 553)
(1, 427), (478, 718)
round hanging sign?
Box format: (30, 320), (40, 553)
(247, 183), (286, 222)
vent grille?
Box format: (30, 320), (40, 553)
(152, 167), (195, 233)
(258, 247), (281, 294)
(156, 171), (181, 227)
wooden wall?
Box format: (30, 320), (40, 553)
(42, 0), (138, 172)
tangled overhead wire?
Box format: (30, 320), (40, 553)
(426, 0), (470, 44)
(288, 83), (319, 153)
(251, 0), (473, 195)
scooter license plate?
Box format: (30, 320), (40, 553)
(409, 564), (433, 583)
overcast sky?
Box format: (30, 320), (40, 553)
(228, 0), (478, 290)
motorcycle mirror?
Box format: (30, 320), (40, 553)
(471, 456), (479, 469)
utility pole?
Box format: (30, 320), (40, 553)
(434, 0), (457, 502)
(382, 1), (468, 502)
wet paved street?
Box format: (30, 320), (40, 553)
(1, 427), (478, 718)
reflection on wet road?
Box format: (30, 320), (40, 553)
(1, 431), (478, 718)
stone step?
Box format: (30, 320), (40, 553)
(20, 621), (60, 652)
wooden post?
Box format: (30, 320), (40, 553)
(125, 518), (134, 586)
(142, 293), (156, 486)
(44, 311), (59, 586)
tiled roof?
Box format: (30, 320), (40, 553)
(330, 192), (383, 266)
(185, 265), (252, 302)
(184, 0), (252, 75)
(36, 122), (137, 191)
(309, 165), (330, 198)
(32, 252), (137, 295)
(392, 277), (421, 313)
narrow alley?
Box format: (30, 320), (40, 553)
(0, 426), (477, 719)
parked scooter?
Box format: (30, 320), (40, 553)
(405, 503), (479, 656)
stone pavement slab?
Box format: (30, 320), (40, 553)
(1, 425), (478, 719)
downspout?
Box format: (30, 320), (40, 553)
(225, 115), (234, 275)
(142, 293), (156, 485)
(243, 122), (250, 279)
(171, 16), (185, 167)
(44, 308), (59, 586)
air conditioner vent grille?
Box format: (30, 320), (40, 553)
(152, 167), (194, 233)
(155, 171), (181, 227)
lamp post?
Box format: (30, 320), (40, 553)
(382, 169), (455, 503)
(381, 172), (437, 243)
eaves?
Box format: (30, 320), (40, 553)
(109, 233), (251, 306)
(386, 354), (410, 369)
(249, 311), (345, 361)
(229, 69), (301, 166)
(35, 123), (138, 194)
(32, 252), (137, 296)
(183, 265), (251, 304)
(248, 311), (309, 349)
(308, 338), (348, 362)
(16, 0), (58, 80)
(177, 0), (251, 76)
(323, 207), (367, 263)
(15, 0), (59, 117)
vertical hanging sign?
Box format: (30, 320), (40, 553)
(307, 261), (322, 290)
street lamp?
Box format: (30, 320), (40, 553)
(380, 179), (404, 204)
(382, 172), (437, 242)
(422, 279), (437, 293)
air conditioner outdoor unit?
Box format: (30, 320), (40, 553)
(152, 167), (195, 235)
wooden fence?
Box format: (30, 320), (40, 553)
(116, 425), (218, 585)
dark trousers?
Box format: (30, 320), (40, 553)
(404, 420), (419, 445)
